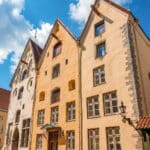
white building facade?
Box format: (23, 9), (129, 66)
(3, 39), (42, 150)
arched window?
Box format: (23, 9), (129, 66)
(51, 88), (60, 103)
(18, 87), (24, 99)
(15, 110), (21, 123)
(13, 88), (17, 97)
(53, 42), (61, 57)
(21, 70), (28, 80)
(68, 80), (75, 91)
(39, 92), (45, 101)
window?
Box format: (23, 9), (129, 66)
(88, 128), (99, 150)
(39, 92), (45, 101)
(93, 66), (105, 86)
(22, 70), (28, 80)
(148, 72), (150, 80)
(51, 88), (60, 103)
(52, 64), (60, 79)
(65, 59), (68, 65)
(67, 131), (75, 150)
(45, 71), (47, 76)
(21, 119), (30, 147)
(53, 42), (61, 57)
(51, 107), (59, 124)
(95, 20), (105, 36)
(67, 102), (75, 121)
(13, 88), (17, 97)
(0, 126), (3, 134)
(37, 110), (45, 125)
(15, 110), (21, 123)
(107, 127), (121, 150)
(87, 96), (99, 118)
(36, 134), (42, 150)
(18, 87), (24, 99)
(68, 80), (75, 91)
(103, 91), (118, 115)
(96, 42), (106, 57)
(6, 123), (12, 145)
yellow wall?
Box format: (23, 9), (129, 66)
(0, 110), (8, 150)
(31, 21), (80, 150)
(81, 1), (143, 150)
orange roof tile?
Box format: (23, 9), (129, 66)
(137, 116), (150, 129)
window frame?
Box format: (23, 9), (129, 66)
(66, 130), (75, 150)
(103, 91), (118, 116)
(94, 20), (105, 37)
(36, 134), (42, 150)
(53, 42), (62, 58)
(88, 128), (99, 150)
(37, 109), (45, 126)
(52, 64), (60, 79)
(66, 101), (76, 121)
(51, 88), (60, 104)
(87, 95), (100, 119)
(20, 118), (30, 147)
(93, 65), (105, 86)
(106, 127), (121, 150)
(95, 41), (106, 58)
(51, 106), (59, 124)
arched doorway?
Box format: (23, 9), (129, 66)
(11, 128), (19, 150)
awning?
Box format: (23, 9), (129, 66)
(137, 116), (150, 130)
(41, 123), (61, 130)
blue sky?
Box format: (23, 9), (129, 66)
(0, 0), (150, 90)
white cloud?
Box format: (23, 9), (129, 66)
(0, 0), (52, 73)
(69, 0), (132, 23)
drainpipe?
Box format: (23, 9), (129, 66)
(77, 40), (83, 150)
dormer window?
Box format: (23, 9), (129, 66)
(18, 87), (24, 99)
(53, 42), (61, 57)
(22, 70), (28, 80)
(95, 20), (105, 36)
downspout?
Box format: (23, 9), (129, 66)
(77, 40), (83, 150)
(29, 68), (39, 150)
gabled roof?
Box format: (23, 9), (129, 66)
(137, 116), (150, 130)
(10, 39), (43, 87)
(38, 19), (77, 69)
(0, 88), (10, 110)
(79, 0), (150, 42)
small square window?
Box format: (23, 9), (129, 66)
(45, 71), (47, 76)
(65, 59), (68, 65)
(96, 42), (106, 58)
(95, 20), (105, 36)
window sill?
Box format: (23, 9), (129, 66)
(87, 115), (100, 119)
(93, 81), (106, 87)
(104, 112), (120, 117)
(66, 119), (76, 122)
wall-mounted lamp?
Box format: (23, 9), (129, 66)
(119, 101), (133, 125)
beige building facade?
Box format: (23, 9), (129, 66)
(2, 39), (42, 150)
(30, 20), (81, 150)
(80, 0), (150, 150)
(0, 88), (10, 150)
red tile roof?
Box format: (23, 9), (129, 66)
(137, 116), (150, 129)
(0, 88), (10, 110)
